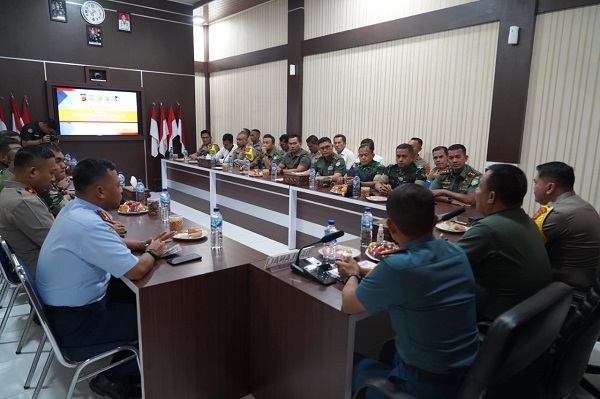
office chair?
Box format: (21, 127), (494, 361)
(353, 282), (573, 399)
(10, 252), (140, 399)
(542, 277), (600, 399)
(0, 237), (24, 337)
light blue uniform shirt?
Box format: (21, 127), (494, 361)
(37, 198), (138, 307)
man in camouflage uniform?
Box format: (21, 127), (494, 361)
(313, 137), (345, 181)
(39, 143), (71, 216)
(374, 144), (427, 195)
(346, 143), (385, 188)
(430, 144), (482, 205)
(257, 134), (284, 170)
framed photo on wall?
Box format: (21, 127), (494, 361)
(49, 0), (67, 23)
(87, 25), (103, 47)
(117, 12), (131, 32)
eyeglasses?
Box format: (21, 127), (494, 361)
(319, 145), (332, 151)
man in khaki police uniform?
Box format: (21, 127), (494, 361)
(430, 144), (482, 205)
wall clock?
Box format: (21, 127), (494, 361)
(81, 1), (105, 25)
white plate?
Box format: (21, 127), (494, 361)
(213, 166), (223, 170)
(366, 196), (387, 202)
(317, 245), (360, 259)
(117, 210), (148, 215)
(173, 231), (207, 241)
(435, 221), (470, 233)
(366, 242), (401, 261)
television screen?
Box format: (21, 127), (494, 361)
(53, 86), (142, 136)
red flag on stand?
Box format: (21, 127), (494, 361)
(177, 104), (186, 152)
(158, 103), (168, 155)
(21, 96), (31, 125)
(149, 104), (160, 157)
(10, 95), (23, 132)
(167, 105), (176, 150)
(0, 101), (7, 131)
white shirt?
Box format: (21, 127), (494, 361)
(337, 148), (357, 170)
(215, 144), (238, 163)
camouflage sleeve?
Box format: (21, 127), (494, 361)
(415, 167), (427, 183)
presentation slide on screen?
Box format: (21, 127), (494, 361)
(56, 87), (139, 136)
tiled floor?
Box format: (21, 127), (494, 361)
(1, 198), (600, 398)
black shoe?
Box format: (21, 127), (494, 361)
(89, 374), (140, 399)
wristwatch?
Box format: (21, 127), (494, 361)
(345, 273), (361, 284)
(146, 249), (160, 260)
(447, 196), (453, 203)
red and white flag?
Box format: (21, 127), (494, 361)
(158, 103), (168, 155)
(10, 95), (23, 132)
(21, 96), (31, 125)
(177, 104), (186, 152)
(149, 104), (160, 157)
(0, 102), (7, 131)
(167, 105), (177, 149)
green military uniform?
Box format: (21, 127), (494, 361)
(256, 147), (284, 166)
(280, 148), (312, 170)
(376, 163), (427, 188)
(0, 181), (54, 277)
(40, 185), (69, 217)
(347, 160), (385, 182)
(195, 143), (220, 157)
(314, 154), (346, 177)
(0, 167), (14, 192)
(430, 164), (482, 194)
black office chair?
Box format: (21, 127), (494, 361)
(352, 282), (573, 399)
(542, 277), (600, 399)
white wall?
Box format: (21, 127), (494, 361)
(303, 22), (499, 172)
(521, 5), (600, 213)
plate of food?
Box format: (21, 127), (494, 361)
(435, 221), (470, 233)
(173, 227), (206, 240)
(330, 185), (347, 195)
(248, 169), (263, 177)
(118, 201), (148, 215)
(188, 159), (198, 164)
(317, 245), (360, 259)
(213, 166), (223, 170)
(366, 196), (387, 202)
(366, 241), (401, 261)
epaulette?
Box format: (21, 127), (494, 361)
(332, 154), (339, 161)
(375, 247), (407, 260)
(438, 168), (451, 175)
(23, 186), (36, 194)
(97, 209), (112, 222)
(467, 171), (478, 178)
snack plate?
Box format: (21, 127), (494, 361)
(435, 221), (471, 233)
(366, 196), (387, 202)
(330, 185), (346, 195)
(366, 242), (401, 261)
(173, 231), (207, 240)
(117, 210), (148, 215)
(317, 246), (360, 259)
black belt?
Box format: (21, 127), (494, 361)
(404, 363), (465, 385)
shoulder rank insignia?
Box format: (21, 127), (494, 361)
(24, 186), (36, 194)
(532, 205), (554, 243)
(438, 168), (451, 175)
(97, 209), (112, 223)
(467, 171), (478, 178)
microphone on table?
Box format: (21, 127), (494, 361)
(438, 207), (467, 222)
(291, 230), (345, 286)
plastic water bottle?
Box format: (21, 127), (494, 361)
(160, 188), (171, 223)
(309, 167), (316, 190)
(361, 207), (373, 248)
(352, 174), (361, 198)
(210, 154), (216, 168)
(70, 157), (78, 170)
(169, 146), (174, 160)
(376, 221), (385, 244)
(323, 220), (338, 268)
(211, 207), (223, 251)
(183, 149), (189, 163)
(271, 162), (277, 181)
(135, 179), (146, 205)
(228, 156), (234, 173)
(244, 158), (250, 172)
(64, 153), (71, 164)
(118, 171), (125, 188)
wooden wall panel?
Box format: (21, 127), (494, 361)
(302, 23), (499, 172)
(209, 0), (288, 61)
(521, 5), (600, 213)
